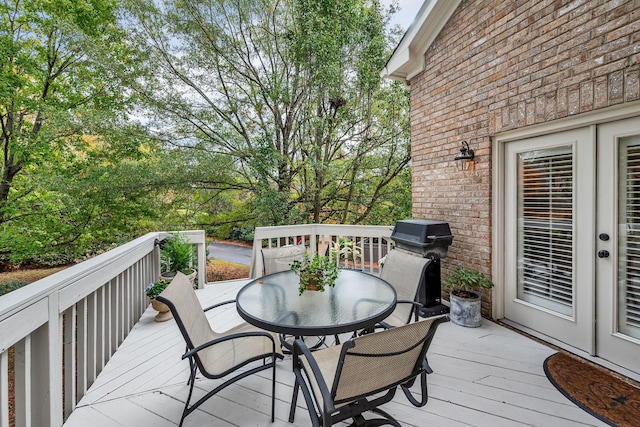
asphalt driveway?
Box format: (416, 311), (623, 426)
(207, 242), (252, 266)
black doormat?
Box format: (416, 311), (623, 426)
(543, 352), (640, 427)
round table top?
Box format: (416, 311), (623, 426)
(236, 269), (397, 336)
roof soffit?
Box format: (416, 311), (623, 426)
(382, 0), (463, 83)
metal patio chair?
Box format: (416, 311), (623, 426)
(377, 248), (431, 329)
(156, 272), (283, 426)
(290, 315), (448, 426)
(261, 244), (307, 275)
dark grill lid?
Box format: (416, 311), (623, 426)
(391, 219), (453, 258)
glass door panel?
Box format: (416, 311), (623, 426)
(517, 146), (574, 316)
(618, 136), (640, 340)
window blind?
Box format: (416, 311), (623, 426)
(517, 148), (573, 314)
(620, 140), (640, 332)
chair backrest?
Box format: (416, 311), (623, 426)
(331, 315), (446, 405)
(261, 244), (306, 275)
(156, 272), (214, 351)
(379, 249), (432, 324)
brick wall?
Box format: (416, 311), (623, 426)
(410, 0), (640, 316)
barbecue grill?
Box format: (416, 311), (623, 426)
(390, 219), (453, 317)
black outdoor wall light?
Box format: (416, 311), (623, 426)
(454, 140), (475, 171)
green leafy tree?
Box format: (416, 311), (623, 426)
(0, 0), (165, 265)
(123, 0), (411, 229)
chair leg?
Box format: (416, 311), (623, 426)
(348, 409), (401, 427)
(271, 356), (276, 422)
(400, 371), (429, 407)
(179, 361), (198, 427)
(288, 377), (300, 423)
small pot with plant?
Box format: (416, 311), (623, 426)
(443, 266), (494, 328)
(145, 278), (172, 322)
(159, 233), (197, 284)
(290, 253), (339, 295)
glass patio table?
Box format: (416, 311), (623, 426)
(235, 269), (397, 338)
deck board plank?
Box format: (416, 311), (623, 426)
(64, 279), (610, 427)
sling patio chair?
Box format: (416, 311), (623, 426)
(156, 272), (284, 426)
(261, 244), (307, 275)
(290, 314), (448, 426)
(376, 248), (432, 329)
(354, 249), (430, 334)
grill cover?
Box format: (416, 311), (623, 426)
(390, 219), (453, 258)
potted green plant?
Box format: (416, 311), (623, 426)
(290, 253), (339, 295)
(160, 233), (197, 284)
(443, 266), (494, 327)
(145, 278), (172, 322)
(330, 238), (361, 268)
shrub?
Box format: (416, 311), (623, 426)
(0, 281), (29, 297)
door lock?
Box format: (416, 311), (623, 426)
(599, 233), (610, 241)
(598, 250), (610, 258)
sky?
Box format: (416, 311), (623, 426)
(381, 0), (423, 33)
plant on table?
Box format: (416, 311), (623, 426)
(290, 253), (339, 295)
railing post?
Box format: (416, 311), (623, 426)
(250, 232), (263, 278)
(30, 294), (63, 426)
(196, 231), (207, 288)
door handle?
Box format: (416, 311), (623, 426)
(598, 250), (610, 258)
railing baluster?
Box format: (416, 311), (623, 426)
(86, 292), (97, 387)
(76, 298), (88, 400)
(63, 306), (76, 418)
(110, 279), (118, 355)
(96, 287), (105, 373)
(104, 283), (111, 364)
(14, 337), (31, 427)
(0, 349), (8, 427)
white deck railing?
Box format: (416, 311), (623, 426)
(0, 230), (206, 427)
(250, 224), (395, 278)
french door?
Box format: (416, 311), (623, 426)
(504, 127), (595, 353)
(504, 118), (640, 374)
(596, 118), (640, 372)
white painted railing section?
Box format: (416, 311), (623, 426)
(250, 224), (394, 278)
(0, 230), (206, 427)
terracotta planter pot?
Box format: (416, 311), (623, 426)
(449, 291), (482, 328)
(302, 273), (322, 291)
(150, 298), (173, 322)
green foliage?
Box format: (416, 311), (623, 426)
(0, 0), (161, 267)
(330, 238), (361, 267)
(160, 233), (196, 275)
(0, 281), (29, 297)
(0, 0), (412, 267)
(122, 0), (411, 229)
(145, 278), (169, 299)
(443, 267), (494, 298)
(290, 252), (339, 295)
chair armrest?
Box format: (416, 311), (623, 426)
(396, 300), (424, 322)
(397, 299), (424, 308)
(292, 339), (335, 414)
(182, 330), (279, 360)
(203, 299), (236, 312)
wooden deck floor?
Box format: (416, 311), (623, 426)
(63, 279), (608, 427)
